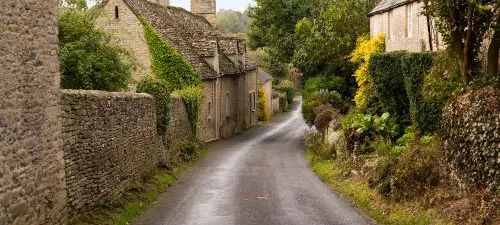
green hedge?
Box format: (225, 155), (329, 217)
(368, 52), (409, 123)
(137, 76), (172, 134)
(401, 53), (438, 134)
(140, 16), (200, 91)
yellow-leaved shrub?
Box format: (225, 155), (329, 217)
(350, 34), (385, 108)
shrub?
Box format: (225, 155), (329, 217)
(314, 107), (338, 132)
(401, 52), (437, 134)
(174, 87), (204, 140)
(350, 34), (385, 109)
(59, 7), (134, 91)
(179, 141), (203, 162)
(279, 80), (295, 104)
(137, 76), (172, 134)
(441, 86), (499, 190)
(258, 88), (270, 121)
(369, 52), (410, 123)
(305, 130), (335, 160)
(421, 50), (462, 103)
(389, 142), (442, 201)
(140, 16), (200, 91)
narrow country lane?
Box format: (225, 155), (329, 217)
(131, 101), (374, 225)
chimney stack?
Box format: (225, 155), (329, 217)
(151, 0), (169, 7)
(191, 0), (216, 27)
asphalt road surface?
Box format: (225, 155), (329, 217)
(131, 101), (373, 225)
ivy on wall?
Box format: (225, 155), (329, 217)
(173, 87), (204, 141)
(139, 16), (200, 91)
(136, 76), (172, 135)
(258, 88), (270, 121)
(138, 16), (204, 139)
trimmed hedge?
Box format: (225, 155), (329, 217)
(401, 52), (439, 134)
(137, 76), (172, 134)
(369, 52), (409, 124)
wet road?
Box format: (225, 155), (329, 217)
(131, 101), (373, 225)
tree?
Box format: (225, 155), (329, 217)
(58, 2), (134, 91)
(216, 9), (250, 34)
(292, 0), (370, 99)
(425, 0), (498, 82)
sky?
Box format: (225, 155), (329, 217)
(88, 0), (254, 12)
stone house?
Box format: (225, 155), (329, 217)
(257, 69), (273, 117)
(97, 0), (258, 142)
(368, 0), (444, 52)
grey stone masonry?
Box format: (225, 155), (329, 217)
(0, 0), (68, 224)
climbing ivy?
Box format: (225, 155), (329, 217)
(139, 16), (200, 91)
(258, 88), (270, 121)
(174, 87), (204, 141)
(137, 76), (172, 134)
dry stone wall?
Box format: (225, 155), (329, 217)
(61, 90), (164, 219)
(166, 95), (194, 161)
(0, 0), (68, 224)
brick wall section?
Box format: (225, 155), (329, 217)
(0, 0), (68, 224)
(61, 90), (163, 219)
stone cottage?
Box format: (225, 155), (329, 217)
(257, 69), (274, 117)
(368, 0), (444, 52)
(97, 0), (258, 142)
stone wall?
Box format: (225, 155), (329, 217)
(61, 90), (163, 219)
(166, 95), (194, 159)
(0, 0), (68, 224)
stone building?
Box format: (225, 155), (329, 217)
(257, 69), (274, 117)
(368, 0), (443, 52)
(97, 0), (258, 142)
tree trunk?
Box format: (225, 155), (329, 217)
(487, 13), (499, 77)
(462, 3), (476, 83)
(424, 0), (433, 51)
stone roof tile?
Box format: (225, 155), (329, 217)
(368, 0), (416, 16)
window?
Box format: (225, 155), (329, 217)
(388, 10), (393, 40)
(114, 6), (119, 19)
(225, 93), (230, 118)
(208, 101), (212, 120)
(406, 4), (413, 38)
(250, 91), (257, 112)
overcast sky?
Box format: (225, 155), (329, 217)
(88, 0), (254, 12)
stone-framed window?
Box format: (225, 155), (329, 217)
(406, 3), (413, 38)
(388, 10), (393, 40)
(249, 91), (257, 112)
(225, 93), (230, 118)
(114, 6), (119, 19)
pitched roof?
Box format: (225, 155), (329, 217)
(368, 0), (416, 16)
(107, 0), (257, 80)
(257, 69), (273, 83)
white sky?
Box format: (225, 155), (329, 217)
(88, 0), (254, 12)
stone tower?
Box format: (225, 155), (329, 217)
(191, 0), (216, 27)
(151, 0), (169, 7)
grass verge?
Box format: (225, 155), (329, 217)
(73, 148), (207, 225)
(306, 151), (453, 225)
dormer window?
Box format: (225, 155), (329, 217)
(115, 6), (119, 19)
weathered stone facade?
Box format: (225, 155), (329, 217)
(96, 0), (152, 86)
(191, 0), (216, 27)
(369, 0), (444, 52)
(0, 0), (68, 224)
(61, 90), (193, 220)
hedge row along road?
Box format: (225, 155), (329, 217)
(131, 100), (373, 225)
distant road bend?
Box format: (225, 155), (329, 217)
(131, 101), (373, 225)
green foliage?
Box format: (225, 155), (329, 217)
(59, 6), (134, 91)
(247, 49), (288, 78)
(369, 52), (410, 123)
(441, 86), (499, 190)
(278, 80), (295, 104)
(179, 141), (203, 162)
(422, 50), (463, 103)
(216, 9), (250, 34)
(140, 16), (200, 91)
(292, 0), (369, 84)
(341, 113), (399, 140)
(136, 76), (172, 134)
(350, 34), (385, 109)
(305, 130), (336, 160)
(257, 88), (270, 121)
(401, 52), (438, 134)
(174, 87), (204, 141)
